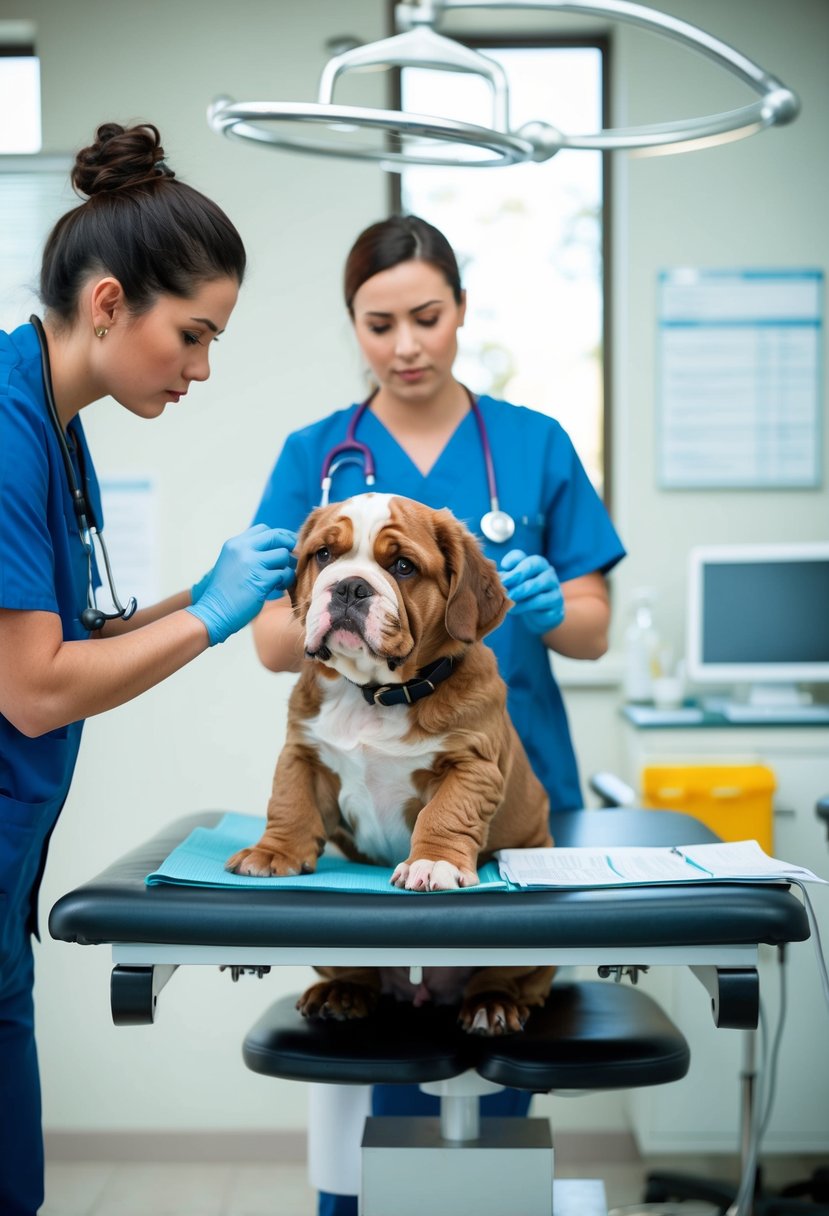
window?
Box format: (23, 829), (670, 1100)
(0, 30), (41, 153)
(0, 28), (73, 329)
(394, 38), (609, 498)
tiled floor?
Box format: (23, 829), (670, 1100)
(42, 1153), (826, 1216)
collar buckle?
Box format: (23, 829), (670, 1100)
(363, 656), (456, 707)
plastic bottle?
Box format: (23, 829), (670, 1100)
(623, 588), (661, 703)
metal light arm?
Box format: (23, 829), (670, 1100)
(319, 26), (511, 133)
(207, 0), (800, 168)
(397, 0), (799, 149)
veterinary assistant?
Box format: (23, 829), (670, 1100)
(252, 215), (625, 814)
(0, 121), (296, 1216)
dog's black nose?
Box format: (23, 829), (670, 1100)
(333, 577), (374, 606)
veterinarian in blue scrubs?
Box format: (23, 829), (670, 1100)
(251, 215), (626, 1216)
(0, 122), (296, 1216)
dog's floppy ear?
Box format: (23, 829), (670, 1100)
(288, 506), (324, 610)
(435, 510), (509, 643)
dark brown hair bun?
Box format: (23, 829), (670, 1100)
(41, 119), (245, 320)
(72, 122), (173, 198)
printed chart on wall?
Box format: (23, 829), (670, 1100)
(657, 269), (823, 489)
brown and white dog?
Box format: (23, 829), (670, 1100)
(227, 493), (554, 1035)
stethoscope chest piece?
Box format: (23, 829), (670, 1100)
(481, 508), (515, 545)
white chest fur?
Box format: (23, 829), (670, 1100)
(302, 678), (444, 866)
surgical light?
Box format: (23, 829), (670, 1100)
(207, 0), (799, 169)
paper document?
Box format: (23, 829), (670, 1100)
(496, 840), (827, 889)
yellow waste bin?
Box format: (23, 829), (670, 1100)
(641, 763), (776, 853)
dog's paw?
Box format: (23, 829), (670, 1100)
(225, 845), (316, 877)
(390, 858), (479, 891)
(297, 980), (378, 1021)
(458, 995), (530, 1037)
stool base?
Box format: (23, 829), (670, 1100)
(361, 1115), (554, 1216)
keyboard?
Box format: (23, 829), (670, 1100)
(719, 702), (829, 725)
(623, 705), (706, 726)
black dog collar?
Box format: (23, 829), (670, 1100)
(360, 655), (458, 707)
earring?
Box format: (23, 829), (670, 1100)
(95, 326), (109, 339)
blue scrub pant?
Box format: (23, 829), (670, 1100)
(0, 940), (43, 1216)
(317, 1084), (532, 1216)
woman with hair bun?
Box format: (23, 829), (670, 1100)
(0, 121), (296, 1216)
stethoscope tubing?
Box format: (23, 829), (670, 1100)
(30, 315), (93, 532)
(29, 315), (137, 628)
(318, 386), (514, 541)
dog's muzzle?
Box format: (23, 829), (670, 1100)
(328, 576), (374, 635)
(306, 576), (376, 661)
(332, 576), (373, 614)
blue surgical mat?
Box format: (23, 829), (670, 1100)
(145, 811), (509, 893)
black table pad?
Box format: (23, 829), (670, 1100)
(48, 809), (810, 952)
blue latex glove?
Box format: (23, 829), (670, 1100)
(186, 525), (297, 645)
(499, 549), (565, 636)
(190, 569), (212, 605)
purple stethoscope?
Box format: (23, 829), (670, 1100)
(319, 386), (516, 544)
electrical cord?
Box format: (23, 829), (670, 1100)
(727, 876), (829, 1216)
(758, 950), (787, 1144)
(726, 947), (787, 1216)
(795, 881), (829, 1013)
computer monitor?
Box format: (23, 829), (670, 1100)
(686, 543), (829, 711)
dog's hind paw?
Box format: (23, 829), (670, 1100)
(458, 996), (530, 1036)
(297, 980), (378, 1021)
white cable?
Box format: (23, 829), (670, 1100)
(792, 880), (829, 1013)
(727, 876), (829, 1216)
(759, 951), (786, 1141)
(727, 950), (786, 1215)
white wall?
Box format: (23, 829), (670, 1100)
(609, 0), (829, 650)
(2, 0), (826, 1149)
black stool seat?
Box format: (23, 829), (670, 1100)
(244, 992), (469, 1085)
(243, 981), (689, 1092)
(476, 981), (689, 1090)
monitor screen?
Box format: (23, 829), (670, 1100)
(687, 543), (829, 687)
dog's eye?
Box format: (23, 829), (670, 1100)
(390, 556), (417, 579)
(316, 546), (331, 566)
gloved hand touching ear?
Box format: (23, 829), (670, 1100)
(186, 525), (297, 645)
(499, 550), (565, 636)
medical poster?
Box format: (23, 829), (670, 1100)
(657, 268), (823, 489)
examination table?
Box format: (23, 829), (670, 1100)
(49, 809), (811, 1215)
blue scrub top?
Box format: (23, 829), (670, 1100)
(253, 395), (625, 813)
(0, 322), (103, 961)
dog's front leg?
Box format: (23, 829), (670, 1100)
(391, 755), (503, 892)
(226, 743), (337, 877)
